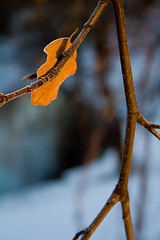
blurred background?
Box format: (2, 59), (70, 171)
(0, 0), (160, 239)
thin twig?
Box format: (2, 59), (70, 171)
(150, 124), (160, 129)
(79, 190), (120, 240)
(0, 80), (44, 107)
(137, 113), (160, 140)
(148, 128), (160, 140)
(73, 230), (86, 240)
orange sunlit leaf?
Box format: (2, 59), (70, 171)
(31, 29), (78, 106)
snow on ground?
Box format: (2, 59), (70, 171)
(0, 150), (124, 240)
(0, 135), (160, 240)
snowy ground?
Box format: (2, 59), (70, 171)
(0, 131), (160, 240)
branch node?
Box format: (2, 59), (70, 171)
(137, 113), (160, 140)
(84, 22), (92, 30)
(0, 93), (4, 102)
(21, 73), (37, 81)
(72, 230), (86, 240)
(0, 93), (8, 103)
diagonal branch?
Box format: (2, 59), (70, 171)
(0, 0), (111, 108)
(72, 189), (120, 240)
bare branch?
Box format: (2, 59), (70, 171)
(112, 0), (138, 113)
(78, 190), (120, 240)
(137, 113), (160, 140)
(0, 80), (44, 107)
(121, 191), (134, 240)
(112, 0), (138, 238)
(150, 124), (160, 129)
(112, 0), (138, 180)
(72, 230), (86, 240)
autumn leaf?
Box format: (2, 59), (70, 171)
(31, 30), (78, 106)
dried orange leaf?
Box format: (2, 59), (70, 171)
(31, 30), (77, 106)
